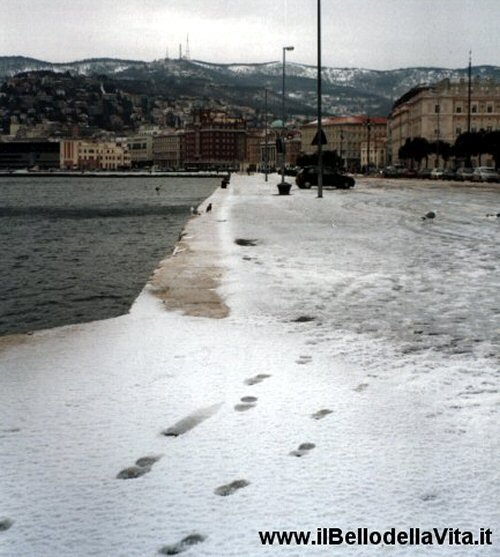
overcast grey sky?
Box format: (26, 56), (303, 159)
(0, 0), (498, 69)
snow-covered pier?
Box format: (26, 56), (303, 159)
(1, 174), (498, 556)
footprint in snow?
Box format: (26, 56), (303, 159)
(290, 442), (316, 457)
(311, 409), (333, 420)
(235, 395), (258, 412)
(292, 315), (316, 323)
(235, 238), (259, 246)
(296, 354), (312, 365)
(214, 479), (250, 496)
(116, 455), (162, 480)
(353, 383), (369, 393)
(0, 518), (14, 532)
(159, 533), (206, 555)
(244, 374), (271, 386)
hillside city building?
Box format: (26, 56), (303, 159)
(1, 77), (499, 172)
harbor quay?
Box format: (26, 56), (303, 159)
(0, 174), (498, 556)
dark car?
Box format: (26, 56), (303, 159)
(442, 168), (456, 181)
(455, 167), (474, 181)
(382, 166), (402, 177)
(295, 166), (355, 189)
(400, 168), (418, 178)
(417, 168), (432, 179)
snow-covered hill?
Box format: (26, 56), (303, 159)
(1, 56), (498, 117)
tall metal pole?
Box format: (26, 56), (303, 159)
(436, 100), (440, 167)
(264, 88), (268, 182)
(282, 47), (286, 135)
(340, 129), (344, 169)
(317, 0), (323, 198)
(366, 118), (371, 171)
(281, 46), (294, 186)
(281, 48), (286, 185)
(467, 50), (472, 134)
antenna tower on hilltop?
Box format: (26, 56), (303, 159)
(186, 34), (191, 60)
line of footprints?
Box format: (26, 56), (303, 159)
(115, 356), (333, 555)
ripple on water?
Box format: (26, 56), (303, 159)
(0, 176), (218, 335)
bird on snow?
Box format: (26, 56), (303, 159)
(206, 203), (212, 213)
(190, 206), (200, 216)
(421, 211), (436, 221)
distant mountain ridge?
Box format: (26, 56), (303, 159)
(1, 55), (499, 117)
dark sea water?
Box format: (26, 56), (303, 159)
(0, 176), (218, 336)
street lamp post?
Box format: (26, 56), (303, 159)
(436, 101), (441, 168)
(339, 129), (344, 169)
(365, 117), (372, 172)
(278, 45), (294, 194)
(264, 88), (268, 182)
(317, 0), (323, 198)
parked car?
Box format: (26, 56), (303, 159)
(295, 166), (355, 189)
(471, 166), (499, 183)
(442, 168), (456, 181)
(382, 166), (399, 177)
(430, 168), (444, 179)
(417, 168), (432, 179)
(455, 167), (475, 181)
(400, 168), (418, 178)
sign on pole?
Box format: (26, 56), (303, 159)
(311, 129), (328, 146)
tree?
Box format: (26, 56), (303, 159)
(398, 137), (430, 168)
(483, 131), (500, 169)
(429, 140), (453, 168)
(412, 137), (430, 167)
(398, 138), (412, 164)
(454, 132), (484, 165)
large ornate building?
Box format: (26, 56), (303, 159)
(300, 116), (387, 171)
(389, 77), (500, 166)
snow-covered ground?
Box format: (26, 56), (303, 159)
(1, 174), (498, 556)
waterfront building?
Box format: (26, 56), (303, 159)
(60, 140), (131, 170)
(153, 131), (184, 169)
(258, 131), (301, 172)
(183, 110), (246, 170)
(260, 139), (277, 172)
(284, 131), (302, 167)
(0, 140), (60, 169)
(98, 141), (131, 170)
(127, 135), (154, 168)
(245, 129), (265, 170)
(389, 77), (500, 167)
(360, 138), (387, 170)
(300, 116), (388, 171)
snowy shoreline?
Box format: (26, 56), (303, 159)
(1, 174), (498, 556)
